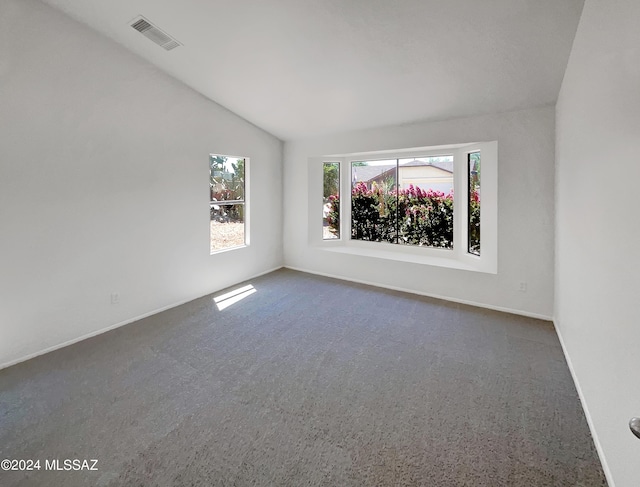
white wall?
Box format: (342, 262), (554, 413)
(0, 0), (283, 368)
(284, 106), (555, 318)
(555, 1), (640, 485)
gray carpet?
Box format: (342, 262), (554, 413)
(0, 269), (606, 486)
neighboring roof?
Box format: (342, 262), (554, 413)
(352, 164), (395, 182)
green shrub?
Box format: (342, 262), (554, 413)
(350, 182), (397, 242)
(329, 183), (460, 248)
(468, 190), (480, 254)
(397, 186), (453, 248)
(326, 194), (340, 236)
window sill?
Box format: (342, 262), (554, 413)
(318, 242), (494, 274)
(210, 244), (247, 255)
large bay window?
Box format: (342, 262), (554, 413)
(311, 142), (497, 273)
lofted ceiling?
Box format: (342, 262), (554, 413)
(42, 0), (584, 141)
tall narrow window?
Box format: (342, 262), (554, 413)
(323, 162), (340, 240)
(210, 154), (246, 253)
(468, 151), (481, 256)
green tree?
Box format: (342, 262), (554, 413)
(231, 158), (245, 181)
(230, 158), (245, 201)
(323, 163), (339, 198)
(210, 155), (227, 185)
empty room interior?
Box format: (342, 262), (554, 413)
(1, 0), (639, 485)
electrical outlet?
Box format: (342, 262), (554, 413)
(518, 282), (527, 292)
(111, 292), (120, 304)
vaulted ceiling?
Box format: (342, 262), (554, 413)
(43, 0), (584, 140)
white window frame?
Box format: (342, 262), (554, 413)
(309, 142), (497, 274)
(322, 161), (342, 241)
(210, 154), (250, 254)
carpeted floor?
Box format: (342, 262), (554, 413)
(0, 269), (606, 486)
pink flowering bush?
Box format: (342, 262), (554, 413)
(468, 189), (480, 254)
(348, 182), (397, 242)
(397, 184), (454, 248)
(328, 183), (480, 251)
(343, 182), (454, 247)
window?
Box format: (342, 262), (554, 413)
(210, 154), (247, 253)
(468, 152), (481, 256)
(323, 162), (340, 240)
(311, 142), (497, 274)
(351, 156), (454, 248)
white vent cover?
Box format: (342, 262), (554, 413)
(130, 16), (180, 51)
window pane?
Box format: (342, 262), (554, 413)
(351, 160), (397, 243)
(323, 162), (340, 240)
(210, 155), (246, 252)
(210, 156), (245, 202)
(468, 152), (481, 256)
(210, 203), (245, 253)
(397, 156), (454, 249)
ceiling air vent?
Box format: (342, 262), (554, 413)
(130, 16), (181, 51)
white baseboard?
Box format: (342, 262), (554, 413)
(284, 265), (552, 321)
(554, 321), (615, 487)
(0, 265), (283, 371)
